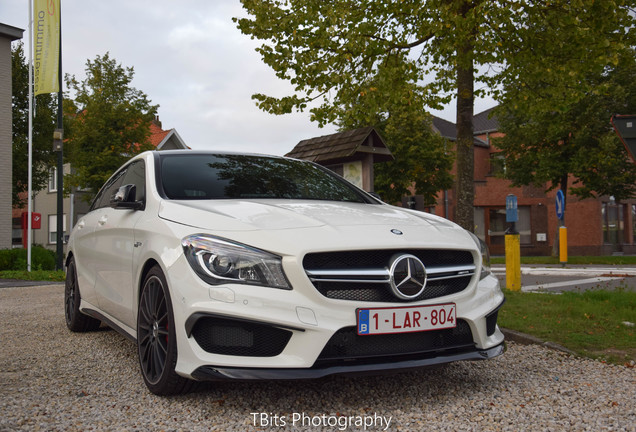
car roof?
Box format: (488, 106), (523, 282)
(153, 149), (291, 159)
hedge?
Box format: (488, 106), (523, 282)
(0, 247), (57, 271)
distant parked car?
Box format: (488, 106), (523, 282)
(64, 150), (505, 395)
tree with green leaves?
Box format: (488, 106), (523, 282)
(235, 0), (634, 230)
(495, 47), (636, 201)
(11, 42), (57, 208)
(494, 48), (636, 255)
(64, 53), (158, 199)
(335, 54), (454, 204)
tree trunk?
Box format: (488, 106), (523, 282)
(454, 46), (475, 232)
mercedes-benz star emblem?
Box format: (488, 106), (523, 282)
(389, 254), (427, 299)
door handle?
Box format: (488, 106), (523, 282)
(77, 220), (85, 230)
(98, 216), (107, 226)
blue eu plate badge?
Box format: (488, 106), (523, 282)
(357, 309), (370, 334)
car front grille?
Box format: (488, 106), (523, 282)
(191, 316), (292, 357)
(303, 249), (475, 303)
(315, 319), (474, 366)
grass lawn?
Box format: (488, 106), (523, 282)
(499, 288), (636, 365)
(0, 270), (65, 282)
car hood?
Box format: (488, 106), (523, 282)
(158, 199), (473, 254)
(159, 199), (455, 231)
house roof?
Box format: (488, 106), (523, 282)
(432, 107), (499, 147)
(473, 107), (499, 134)
(148, 117), (188, 150)
(0, 23), (24, 41)
(149, 122), (171, 146)
(286, 127), (393, 163)
(432, 117), (457, 140)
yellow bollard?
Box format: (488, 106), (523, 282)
(559, 226), (568, 265)
(505, 233), (521, 291)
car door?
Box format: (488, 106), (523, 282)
(91, 160), (146, 329)
(72, 168), (127, 307)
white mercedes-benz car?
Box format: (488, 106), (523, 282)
(65, 150), (505, 395)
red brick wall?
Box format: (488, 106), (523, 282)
(427, 133), (636, 256)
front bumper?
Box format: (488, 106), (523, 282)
(167, 251), (506, 378)
(191, 343), (506, 381)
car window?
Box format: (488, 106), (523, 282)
(160, 154), (369, 203)
(121, 160), (146, 203)
(90, 168), (127, 211)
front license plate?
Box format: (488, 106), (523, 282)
(357, 303), (456, 335)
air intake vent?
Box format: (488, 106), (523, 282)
(191, 316), (292, 357)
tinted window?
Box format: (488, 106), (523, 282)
(121, 160), (146, 203)
(160, 154), (368, 203)
(91, 169), (127, 211)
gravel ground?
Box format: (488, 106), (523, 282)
(1, 284), (634, 432)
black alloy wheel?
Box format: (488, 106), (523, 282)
(64, 257), (101, 332)
(137, 265), (193, 395)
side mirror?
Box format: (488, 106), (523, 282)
(368, 191), (383, 202)
(110, 184), (143, 210)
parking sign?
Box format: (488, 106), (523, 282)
(556, 189), (565, 220)
(506, 194), (518, 223)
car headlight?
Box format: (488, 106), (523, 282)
(469, 232), (492, 280)
(182, 234), (291, 290)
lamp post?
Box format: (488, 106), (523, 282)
(53, 128), (63, 270)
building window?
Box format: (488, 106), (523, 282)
(48, 214), (67, 244)
(482, 206), (532, 248)
(48, 168), (57, 192)
(488, 153), (505, 176)
(517, 207), (532, 245)
(602, 202), (624, 245)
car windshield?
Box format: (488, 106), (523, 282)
(160, 154), (369, 203)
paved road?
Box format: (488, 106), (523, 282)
(492, 265), (636, 292)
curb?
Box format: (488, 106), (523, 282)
(501, 328), (576, 356)
(0, 279), (63, 288)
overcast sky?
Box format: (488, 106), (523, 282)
(2, 0), (495, 156)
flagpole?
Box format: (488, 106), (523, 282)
(55, 0), (64, 270)
(27, 0), (33, 272)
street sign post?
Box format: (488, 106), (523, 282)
(555, 189), (567, 264)
(556, 189), (565, 221)
(504, 194), (521, 290)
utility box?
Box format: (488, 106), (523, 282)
(21, 212), (41, 249)
(21, 212), (41, 229)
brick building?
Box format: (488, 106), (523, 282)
(427, 108), (636, 256)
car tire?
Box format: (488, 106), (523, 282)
(65, 257), (101, 332)
(137, 265), (194, 395)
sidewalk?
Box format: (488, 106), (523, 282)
(492, 264), (636, 292)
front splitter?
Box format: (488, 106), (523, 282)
(191, 343), (505, 381)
